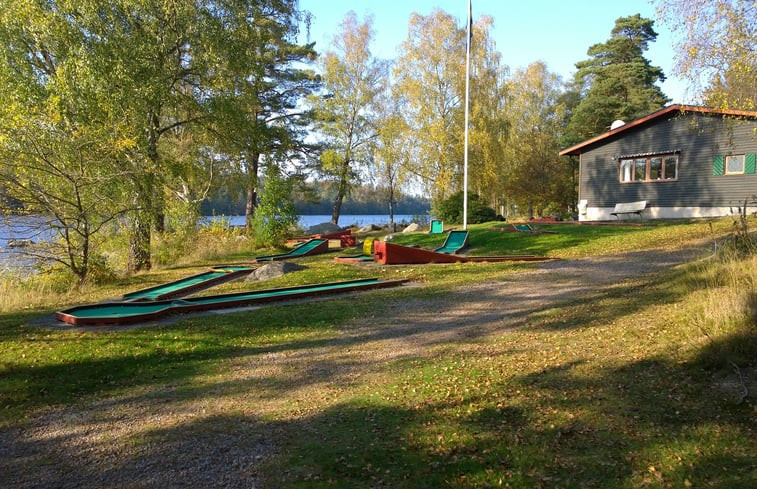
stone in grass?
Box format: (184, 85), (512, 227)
(245, 262), (307, 281)
(306, 222), (341, 235)
(357, 224), (382, 233)
(402, 222), (421, 233)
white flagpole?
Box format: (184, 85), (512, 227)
(463, 0), (471, 230)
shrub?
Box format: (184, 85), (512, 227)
(433, 191), (497, 224)
(252, 165), (299, 247)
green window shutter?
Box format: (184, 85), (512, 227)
(713, 155), (724, 175)
(745, 153), (756, 174)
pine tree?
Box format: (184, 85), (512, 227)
(567, 14), (670, 139)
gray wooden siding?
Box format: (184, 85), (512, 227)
(579, 113), (757, 207)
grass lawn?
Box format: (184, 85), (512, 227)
(0, 218), (754, 488)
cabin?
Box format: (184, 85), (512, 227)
(559, 105), (757, 221)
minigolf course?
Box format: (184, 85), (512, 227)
(123, 266), (254, 301)
(287, 229), (356, 248)
(254, 238), (329, 262)
(56, 278), (409, 326)
(334, 237), (377, 264)
(373, 240), (554, 265)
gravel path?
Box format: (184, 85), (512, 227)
(0, 242), (712, 488)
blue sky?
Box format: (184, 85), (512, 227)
(298, 0), (692, 104)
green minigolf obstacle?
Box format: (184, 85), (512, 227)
(429, 220), (444, 234)
(255, 238), (329, 262)
(434, 230), (469, 254)
(513, 224), (533, 232)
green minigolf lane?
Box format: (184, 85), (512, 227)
(352, 255), (375, 262)
(334, 254), (374, 263)
(67, 302), (175, 319)
(434, 230), (468, 254)
(255, 239), (327, 262)
(62, 279), (386, 320)
(213, 266), (253, 272)
(123, 266), (254, 301)
(124, 271), (228, 301)
(184, 278), (382, 305)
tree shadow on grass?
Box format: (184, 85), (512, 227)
(1, 336), (754, 488)
(0, 249), (716, 425)
(3, 246), (752, 487)
(258, 353), (753, 488)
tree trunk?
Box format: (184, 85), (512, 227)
(387, 186), (395, 232)
(147, 110), (164, 234)
(128, 210), (152, 272)
(153, 195), (165, 233)
(244, 153), (260, 233)
(127, 110), (160, 271)
(331, 193), (343, 226)
(68, 227), (90, 286)
(128, 175), (154, 272)
(331, 158), (350, 226)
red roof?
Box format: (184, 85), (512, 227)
(559, 104), (757, 156)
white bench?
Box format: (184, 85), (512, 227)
(610, 200), (647, 220)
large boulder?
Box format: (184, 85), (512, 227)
(357, 224), (381, 233)
(245, 262), (307, 281)
(306, 222), (341, 235)
(402, 222), (421, 233)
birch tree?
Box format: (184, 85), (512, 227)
(504, 62), (571, 218)
(0, 0), (316, 272)
(655, 0), (756, 110)
(0, 0), (134, 282)
(311, 12), (388, 225)
(465, 15), (510, 209)
(392, 10), (507, 210)
(393, 9), (465, 203)
(372, 92), (412, 231)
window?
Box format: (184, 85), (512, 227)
(725, 154), (744, 174)
(649, 157), (662, 180)
(619, 153), (678, 183)
(634, 158), (646, 180)
(664, 155), (678, 180)
(714, 153), (755, 175)
(621, 159), (633, 182)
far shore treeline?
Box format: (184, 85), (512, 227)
(1, 183), (430, 218)
(200, 182), (430, 217)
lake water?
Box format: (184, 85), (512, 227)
(0, 216), (57, 272)
(0, 214), (426, 272)
(212, 214), (422, 229)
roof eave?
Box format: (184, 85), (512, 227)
(558, 104), (757, 156)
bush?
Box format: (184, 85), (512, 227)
(84, 253), (117, 284)
(433, 191), (497, 224)
(252, 165), (299, 247)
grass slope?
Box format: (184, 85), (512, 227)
(0, 218), (754, 488)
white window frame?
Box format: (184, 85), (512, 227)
(725, 154), (745, 175)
